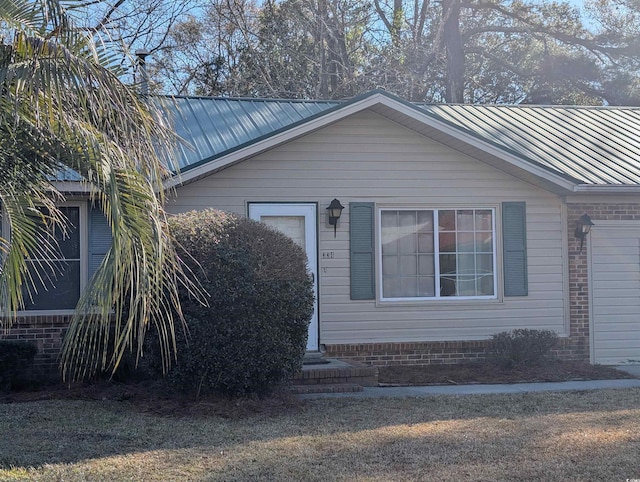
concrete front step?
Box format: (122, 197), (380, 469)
(293, 358), (378, 388)
(289, 383), (364, 394)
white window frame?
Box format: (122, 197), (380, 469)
(377, 207), (498, 302)
(9, 201), (89, 315)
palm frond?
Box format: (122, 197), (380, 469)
(0, 0), (204, 378)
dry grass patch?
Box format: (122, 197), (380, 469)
(1, 388), (640, 481)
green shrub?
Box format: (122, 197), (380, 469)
(0, 340), (37, 391)
(157, 209), (314, 398)
(487, 329), (558, 369)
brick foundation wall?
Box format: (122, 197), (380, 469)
(324, 341), (491, 366)
(1, 315), (70, 381)
(323, 337), (586, 367)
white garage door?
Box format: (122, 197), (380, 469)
(590, 221), (640, 365)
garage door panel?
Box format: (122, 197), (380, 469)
(592, 296), (640, 306)
(596, 348), (640, 358)
(591, 345), (640, 356)
(590, 225), (640, 365)
(595, 355), (640, 366)
(592, 259), (637, 268)
(592, 261), (640, 272)
(593, 264), (639, 282)
(592, 241), (637, 252)
(594, 287), (640, 295)
(593, 307), (640, 317)
(590, 287), (639, 298)
(595, 332), (640, 342)
(595, 252), (638, 266)
(594, 236), (639, 244)
(596, 357), (640, 365)
(595, 323), (640, 341)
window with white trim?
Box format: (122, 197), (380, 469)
(23, 205), (85, 311)
(379, 208), (496, 300)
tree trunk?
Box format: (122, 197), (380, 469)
(443, 0), (464, 103)
(315, 0), (330, 98)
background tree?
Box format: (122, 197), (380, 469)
(149, 0), (640, 105)
(153, 0), (372, 98)
(0, 0), (199, 380)
(372, 0), (640, 104)
(152, 0), (260, 96)
(75, 0), (197, 85)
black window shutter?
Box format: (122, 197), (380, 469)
(350, 202), (375, 300)
(502, 202), (528, 296)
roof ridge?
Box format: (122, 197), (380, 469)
(421, 103), (640, 110)
(166, 94), (344, 104)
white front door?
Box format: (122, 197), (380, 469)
(248, 203), (318, 351)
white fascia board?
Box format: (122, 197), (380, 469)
(166, 92), (578, 192)
(52, 181), (95, 193)
(573, 184), (640, 193)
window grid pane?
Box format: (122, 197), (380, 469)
(382, 208), (495, 299)
(439, 209), (494, 297)
(23, 261), (81, 310)
(381, 210), (434, 298)
(23, 206), (81, 310)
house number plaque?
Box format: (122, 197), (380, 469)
(321, 251), (335, 259)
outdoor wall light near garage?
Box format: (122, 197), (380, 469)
(574, 213), (595, 253)
(327, 198), (345, 237)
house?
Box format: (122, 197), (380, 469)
(7, 89), (640, 375)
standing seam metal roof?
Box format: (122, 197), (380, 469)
(167, 96), (341, 172)
(55, 92), (640, 187)
(418, 103), (640, 186)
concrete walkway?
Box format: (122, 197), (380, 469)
(300, 365), (640, 399)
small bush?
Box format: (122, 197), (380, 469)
(155, 209), (314, 398)
(0, 340), (37, 391)
(487, 329), (558, 369)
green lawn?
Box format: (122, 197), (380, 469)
(2, 388), (640, 481)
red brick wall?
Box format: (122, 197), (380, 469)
(324, 338), (587, 366)
(324, 341), (490, 365)
(1, 315), (70, 381)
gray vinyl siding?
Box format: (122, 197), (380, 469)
(169, 109), (568, 344)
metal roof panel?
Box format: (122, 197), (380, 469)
(166, 96), (340, 172)
(419, 104), (640, 185)
(53, 92), (640, 188)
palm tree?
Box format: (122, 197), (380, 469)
(0, 0), (198, 380)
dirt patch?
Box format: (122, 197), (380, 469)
(378, 359), (634, 386)
(0, 380), (305, 418)
(1, 360), (633, 416)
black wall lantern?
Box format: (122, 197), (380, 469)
(327, 198), (345, 237)
(574, 213), (594, 253)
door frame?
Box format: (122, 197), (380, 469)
(248, 202), (319, 351)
